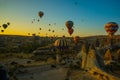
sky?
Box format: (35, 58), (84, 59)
(0, 0), (120, 37)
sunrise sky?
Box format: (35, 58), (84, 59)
(0, 0), (120, 37)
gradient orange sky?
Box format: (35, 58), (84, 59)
(0, 0), (120, 37)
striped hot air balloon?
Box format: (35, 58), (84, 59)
(105, 22), (119, 37)
(54, 38), (69, 50)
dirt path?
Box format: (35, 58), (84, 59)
(17, 66), (67, 80)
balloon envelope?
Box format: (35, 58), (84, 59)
(2, 24), (8, 29)
(68, 28), (74, 35)
(38, 19), (40, 22)
(48, 29), (51, 31)
(1, 30), (4, 32)
(7, 22), (10, 25)
(65, 21), (74, 29)
(54, 38), (69, 50)
(38, 11), (44, 18)
(39, 28), (41, 30)
(28, 33), (30, 35)
(105, 22), (119, 37)
(52, 30), (54, 32)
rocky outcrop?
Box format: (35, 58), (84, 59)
(81, 43), (120, 80)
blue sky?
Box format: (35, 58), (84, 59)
(0, 0), (120, 37)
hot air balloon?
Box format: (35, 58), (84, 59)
(74, 36), (80, 43)
(68, 28), (74, 35)
(39, 28), (41, 30)
(49, 24), (51, 26)
(48, 29), (51, 31)
(65, 20), (74, 29)
(32, 33), (36, 36)
(54, 38), (69, 64)
(2, 24), (8, 29)
(7, 22), (10, 25)
(52, 30), (54, 33)
(38, 19), (40, 22)
(28, 33), (30, 35)
(1, 30), (4, 32)
(54, 38), (69, 50)
(38, 11), (44, 18)
(105, 22), (119, 38)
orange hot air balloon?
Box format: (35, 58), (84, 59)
(74, 36), (80, 43)
(38, 11), (44, 18)
(65, 20), (74, 29)
(105, 22), (119, 37)
(68, 28), (74, 35)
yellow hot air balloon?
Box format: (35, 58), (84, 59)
(54, 38), (69, 50)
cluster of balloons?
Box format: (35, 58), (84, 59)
(32, 10), (119, 41)
(48, 29), (55, 33)
(31, 11), (44, 23)
(105, 22), (119, 38)
(65, 20), (74, 36)
(31, 19), (40, 23)
(0, 22), (10, 32)
(48, 23), (56, 26)
(31, 11), (57, 36)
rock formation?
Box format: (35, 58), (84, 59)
(81, 43), (119, 80)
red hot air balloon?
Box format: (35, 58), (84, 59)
(68, 28), (74, 35)
(105, 22), (119, 37)
(38, 11), (44, 18)
(65, 21), (74, 30)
